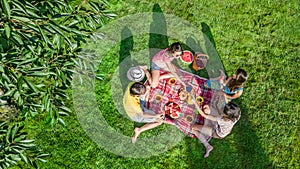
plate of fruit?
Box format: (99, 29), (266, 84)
(164, 102), (181, 119)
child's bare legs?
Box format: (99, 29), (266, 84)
(151, 70), (160, 88)
(132, 119), (163, 143)
(192, 125), (214, 158)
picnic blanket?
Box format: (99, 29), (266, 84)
(146, 70), (215, 138)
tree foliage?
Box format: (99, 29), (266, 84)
(0, 121), (49, 169)
(0, 0), (115, 125)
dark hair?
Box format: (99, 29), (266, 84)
(223, 102), (241, 119)
(167, 42), (183, 54)
(129, 82), (146, 96)
(227, 68), (248, 91)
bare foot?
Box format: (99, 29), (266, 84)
(132, 127), (140, 144)
(204, 145), (213, 158)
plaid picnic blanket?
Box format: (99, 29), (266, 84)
(146, 70), (214, 138)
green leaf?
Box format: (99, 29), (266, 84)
(4, 23), (10, 38)
(1, 72), (10, 82)
(5, 127), (11, 144)
(12, 16), (31, 22)
(13, 134), (26, 142)
(0, 121), (8, 128)
(4, 161), (10, 167)
(17, 58), (37, 66)
(5, 157), (17, 165)
(59, 106), (71, 113)
(17, 95), (23, 106)
(20, 153), (28, 164)
(0, 64), (4, 72)
(46, 96), (50, 112)
(28, 67), (46, 71)
(27, 9), (44, 19)
(49, 23), (72, 46)
(23, 77), (39, 93)
(10, 154), (21, 162)
(11, 125), (18, 141)
(24, 23), (39, 33)
(17, 76), (23, 91)
(19, 140), (34, 143)
(28, 72), (55, 77)
(37, 158), (47, 163)
(68, 20), (79, 27)
(11, 32), (24, 46)
(13, 90), (20, 102)
(2, 89), (16, 97)
(18, 143), (36, 148)
(29, 110), (38, 117)
(37, 154), (49, 158)
(58, 118), (65, 126)
(11, 1), (28, 15)
(11, 147), (21, 153)
(89, 1), (100, 11)
(38, 25), (49, 45)
(58, 111), (69, 116)
(2, 0), (11, 19)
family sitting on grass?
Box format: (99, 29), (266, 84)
(123, 42), (248, 158)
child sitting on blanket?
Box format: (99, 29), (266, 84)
(205, 68), (248, 102)
(191, 97), (241, 158)
(150, 42), (186, 88)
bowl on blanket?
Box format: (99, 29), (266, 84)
(196, 96), (204, 105)
(168, 77), (177, 85)
(164, 102), (181, 119)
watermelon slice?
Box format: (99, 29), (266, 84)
(180, 51), (193, 63)
(170, 110), (180, 118)
(164, 102), (181, 119)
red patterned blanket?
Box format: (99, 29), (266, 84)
(146, 70), (214, 138)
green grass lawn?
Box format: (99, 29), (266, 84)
(22, 0), (299, 168)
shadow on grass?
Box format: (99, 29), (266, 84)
(119, 26), (136, 93)
(232, 99), (272, 168)
(182, 25), (272, 168)
(201, 22), (216, 49)
(185, 101), (272, 168)
(149, 4), (169, 61)
(184, 36), (208, 78)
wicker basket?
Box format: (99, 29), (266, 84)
(192, 53), (209, 71)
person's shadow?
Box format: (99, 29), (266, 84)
(119, 26), (138, 93)
(149, 4), (169, 61)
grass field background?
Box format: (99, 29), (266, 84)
(20, 0), (299, 168)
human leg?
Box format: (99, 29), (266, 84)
(192, 125), (214, 158)
(151, 70), (160, 88)
(132, 119), (163, 143)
